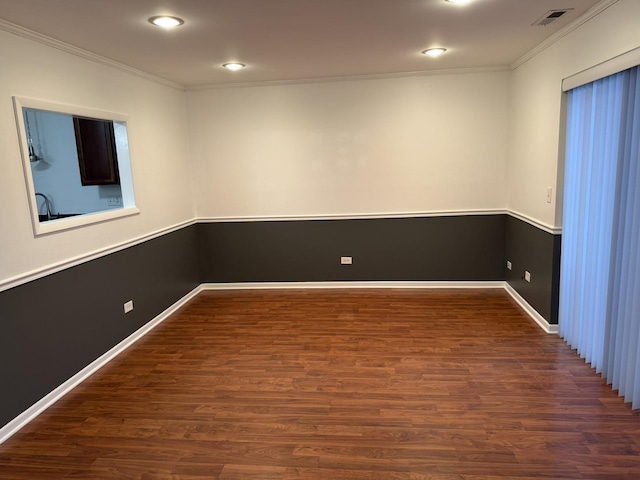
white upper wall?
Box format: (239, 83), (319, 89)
(0, 28), (195, 286)
(4, 0), (636, 287)
(188, 71), (510, 219)
(508, 0), (640, 228)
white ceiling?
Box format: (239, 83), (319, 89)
(0, 0), (603, 88)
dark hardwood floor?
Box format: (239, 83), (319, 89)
(1, 289), (639, 479)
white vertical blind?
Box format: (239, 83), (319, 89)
(560, 75), (622, 373)
(604, 67), (640, 408)
(560, 65), (640, 410)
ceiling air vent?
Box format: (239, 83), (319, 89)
(532, 8), (574, 27)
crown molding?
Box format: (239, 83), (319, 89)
(0, 18), (185, 91)
(186, 65), (510, 91)
(0, 15), (510, 93)
(510, 0), (620, 70)
(0, 1), (619, 91)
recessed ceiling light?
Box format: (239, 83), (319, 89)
(445, 0), (472, 4)
(422, 48), (447, 58)
(148, 16), (184, 28)
(223, 63), (246, 71)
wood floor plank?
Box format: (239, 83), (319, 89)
(1, 289), (640, 479)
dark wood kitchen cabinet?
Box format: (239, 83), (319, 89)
(73, 117), (120, 185)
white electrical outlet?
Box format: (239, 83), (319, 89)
(506, 260), (512, 270)
(340, 256), (353, 265)
(108, 196), (122, 206)
(124, 300), (134, 313)
(546, 187), (553, 204)
(524, 271), (531, 282)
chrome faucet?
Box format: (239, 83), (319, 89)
(34, 193), (55, 220)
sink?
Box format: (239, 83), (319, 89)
(39, 213), (80, 222)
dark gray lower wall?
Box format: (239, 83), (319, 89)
(0, 225), (200, 428)
(198, 215), (507, 283)
(505, 216), (562, 324)
(1, 214), (561, 431)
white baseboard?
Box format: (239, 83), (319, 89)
(0, 285), (204, 445)
(0, 280), (554, 445)
(200, 280), (506, 290)
(203, 281), (557, 334)
(504, 283), (559, 334)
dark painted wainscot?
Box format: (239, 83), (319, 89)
(0, 214), (560, 429)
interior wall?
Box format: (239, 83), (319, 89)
(0, 28), (195, 287)
(507, 0), (640, 228)
(0, 224), (201, 429)
(505, 216), (561, 324)
(7, 1), (637, 433)
(187, 70), (510, 219)
(199, 215), (506, 284)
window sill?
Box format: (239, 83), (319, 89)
(34, 207), (140, 236)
